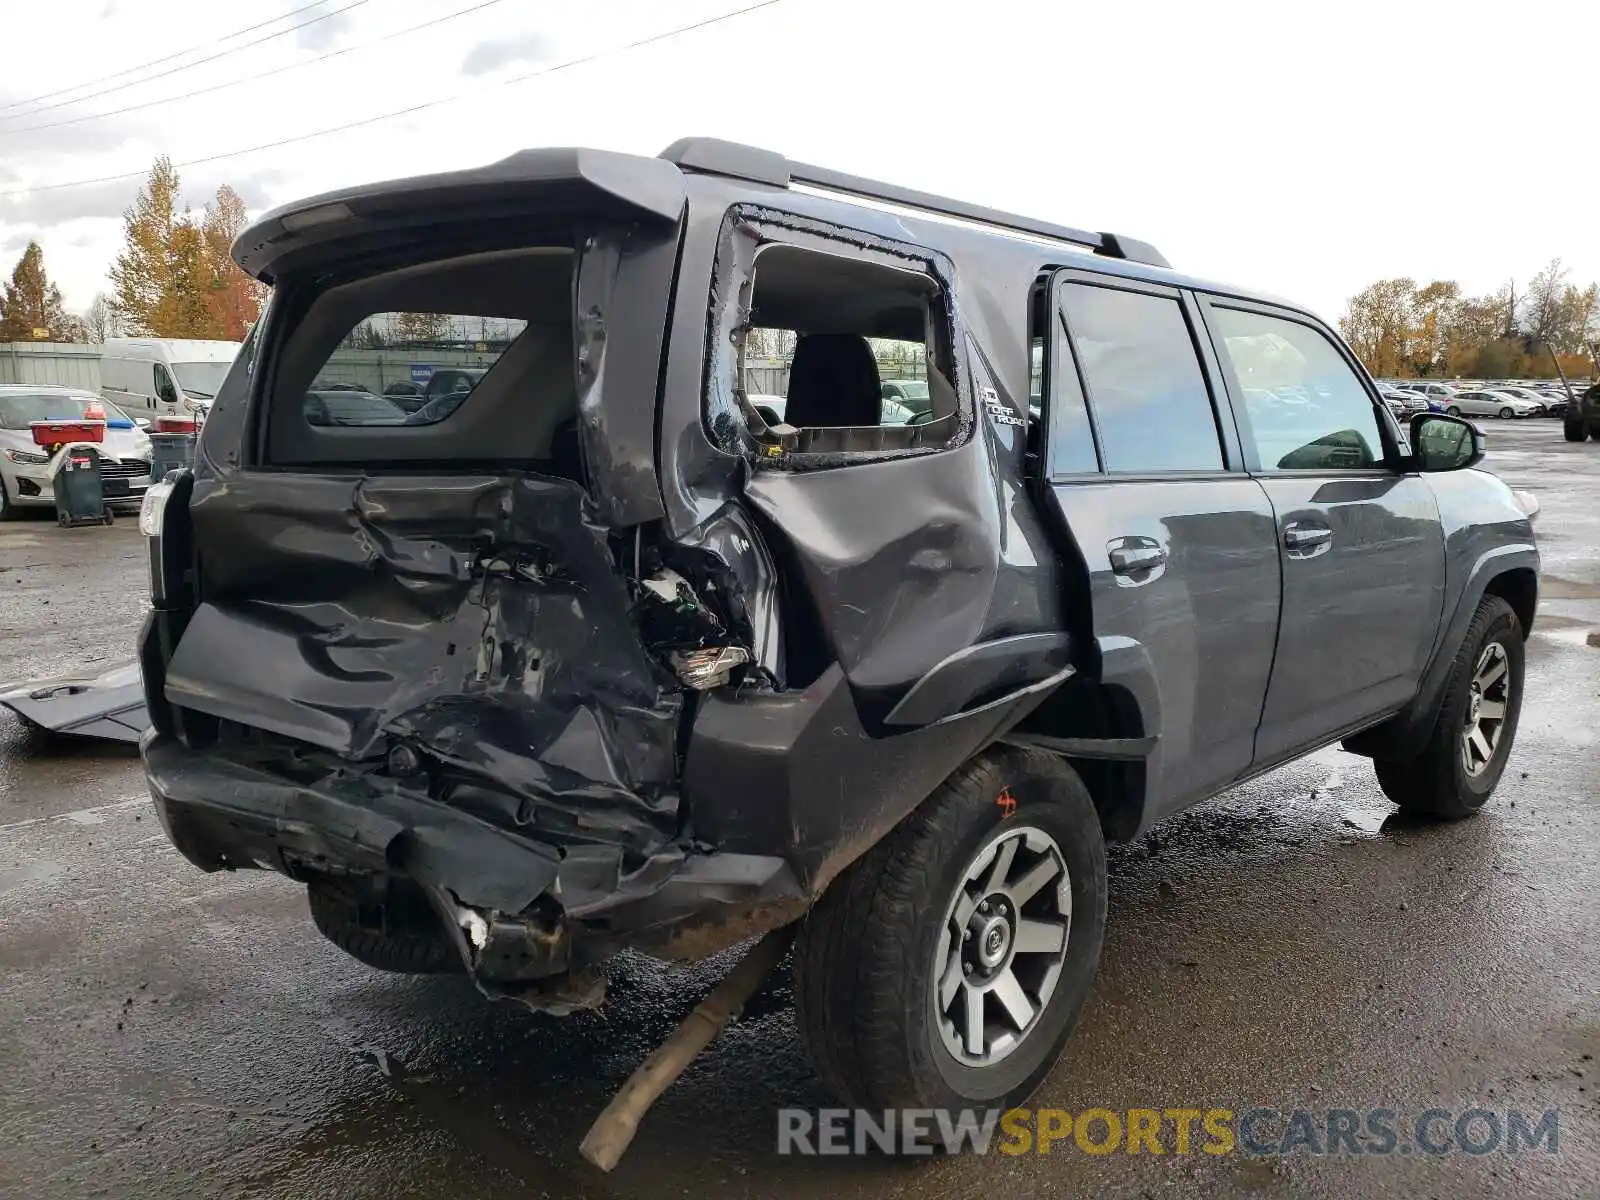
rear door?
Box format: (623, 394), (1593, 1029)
(1041, 272), (1281, 820)
(1198, 299), (1445, 764)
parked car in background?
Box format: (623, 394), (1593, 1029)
(1488, 387), (1550, 414)
(1528, 387), (1570, 417)
(745, 393), (787, 426)
(401, 369), (490, 426)
(422, 367), (487, 400)
(880, 378), (932, 413)
(1399, 382), (1458, 410)
(100, 338), (240, 421)
(382, 381), (428, 413)
(0, 386), (153, 518)
(1448, 390), (1542, 419)
(1380, 388), (1430, 417)
(302, 389), (409, 427)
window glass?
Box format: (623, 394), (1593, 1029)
(154, 363), (178, 404)
(1046, 313), (1098, 474)
(1060, 283), (1222, 473)
(171, 361), (230, 399)
(1210, 306), (1385, 471)
(306, 312), (527, 427)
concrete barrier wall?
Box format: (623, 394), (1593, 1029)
(0, 343), (103, 390)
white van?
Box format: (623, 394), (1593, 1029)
(99, 338), (241, 419)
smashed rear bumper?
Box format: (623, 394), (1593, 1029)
(142, 732), (807, 977)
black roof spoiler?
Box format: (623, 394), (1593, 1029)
(232, 148), (687, 282)
(659, 137), (1170, 270)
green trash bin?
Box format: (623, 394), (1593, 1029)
(51, 446), (112, 527)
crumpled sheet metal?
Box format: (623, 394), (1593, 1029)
(166, 471), (683, 852)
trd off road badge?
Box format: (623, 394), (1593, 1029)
(982, 386), (1025, 428)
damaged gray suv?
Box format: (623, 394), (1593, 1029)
(139, 138), (1539, 1132)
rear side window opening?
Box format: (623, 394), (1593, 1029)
(260, 246), (577, 469)
(709, 217), (966, 463)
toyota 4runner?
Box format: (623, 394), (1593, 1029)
(138, 138), (1539, 1127)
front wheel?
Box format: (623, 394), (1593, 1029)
(794, 746), (1107, 1116)
(1498, 407), (1514, 419)
(1565, 421), (1589, 442)
(1374, 595), (1523, 819)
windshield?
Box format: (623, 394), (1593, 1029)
(0, 392), (122, 430)
(172, 361), (233, 399)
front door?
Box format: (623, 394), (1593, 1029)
(1200, 300), (1446, 765)
(1042, 273), (1281, 819)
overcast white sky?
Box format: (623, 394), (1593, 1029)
(1, 0), (1595, 319)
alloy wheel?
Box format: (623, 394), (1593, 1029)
(1461, 641), (1512, 778)
(932, 825), (1072, 1067)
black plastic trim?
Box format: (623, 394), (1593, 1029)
(882, 631), (1073, 727)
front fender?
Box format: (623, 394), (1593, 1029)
(1344, 543), (1538, 760)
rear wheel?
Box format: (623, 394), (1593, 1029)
(308, 880), (461, 975)
(1374, 595), (1523, 819)
(1566, 420), (1589, 442)
(1446, 405), (1461, 416)
(794, 746), (1107, 1115)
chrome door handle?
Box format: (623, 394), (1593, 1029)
(1283, 522), (1332, 556)
(1108, 536), (1167, 580)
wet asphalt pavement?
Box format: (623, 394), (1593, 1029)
(1, 421), (1596, 1199)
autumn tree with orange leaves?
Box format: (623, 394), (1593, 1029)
(109, 157), (265, 340)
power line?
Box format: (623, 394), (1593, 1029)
(0, 0), (340, 115)
(0, 0), (507, 138)
(0, 0), (374, 123)
(0, 0), (789, 201)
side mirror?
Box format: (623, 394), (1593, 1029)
(1408, 412), (1484, 472)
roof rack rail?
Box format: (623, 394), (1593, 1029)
(658, 137), (1170, 270)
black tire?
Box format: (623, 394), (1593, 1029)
(1446, 406), (1461, 416)
(307, 881), (461, 975)
(1566, 421), (1589, 443)
(0, 478), (15, 521)
(1497, 407), (1513, 419)
(794, 745), (1107, 1116)
(1374, 595), (1523, 819)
